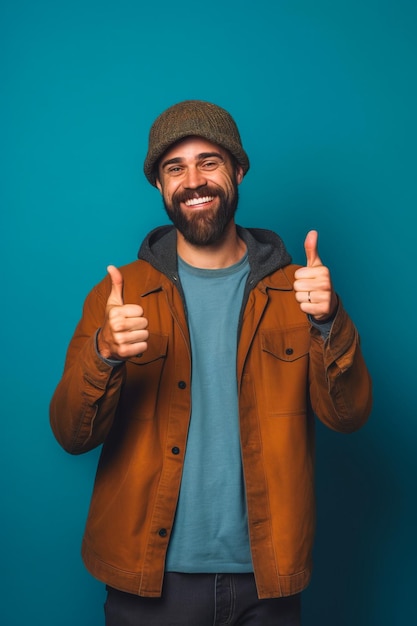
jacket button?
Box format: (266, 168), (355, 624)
(285, 348), (294, 355)
(158, 528), (168, 537)
(171, 447), (180, 455)
(178, 381), (187, 389)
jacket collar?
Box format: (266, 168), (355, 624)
(137, 224), (292, 285)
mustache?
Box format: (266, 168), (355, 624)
(173, 185), (223, 204)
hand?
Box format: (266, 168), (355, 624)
(97, 265), (149, 360)
(293, 230), (338, 321)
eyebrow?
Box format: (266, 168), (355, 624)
(160, 152), (225, 169)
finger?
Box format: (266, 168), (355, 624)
(107, 265), (124, 307)
(304, 230), (322, 268)
(293, 266), (332, 291)
(108, 305), (148, 332)
(109, 304), (146, 319)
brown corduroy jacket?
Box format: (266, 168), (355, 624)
(50, 226), (372, 599)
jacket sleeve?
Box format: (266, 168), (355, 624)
(308, 299), (372, 433)
(50, 277), (126, 454)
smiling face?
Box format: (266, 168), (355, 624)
(155, 136), (244, 246)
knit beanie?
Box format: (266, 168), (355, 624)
(143, 100), (250, 186)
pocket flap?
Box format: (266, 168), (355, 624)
(128, 332), (168, 365)
(261, 326), (310, 362)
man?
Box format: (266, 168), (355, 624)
(50, 100), (372, 625)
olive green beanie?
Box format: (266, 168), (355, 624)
(143, 100), (250, 186)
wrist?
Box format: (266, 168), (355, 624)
(312, 294), (339, 323)
(95, 329), (124, 366)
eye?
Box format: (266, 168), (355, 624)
(166, 165), (183, 175)
(201, 159), (221, 170)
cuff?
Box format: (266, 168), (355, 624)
(94, 329), (124, 368)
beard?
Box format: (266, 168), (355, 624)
(162, 182), (239, 246)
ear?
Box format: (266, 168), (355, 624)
(155, 178), (163, 193)
(235, 165), (244, 185)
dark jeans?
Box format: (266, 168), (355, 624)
(104, 572), (301, 626)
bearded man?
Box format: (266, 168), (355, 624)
(50, 100), (372, 625)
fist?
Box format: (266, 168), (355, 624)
(97, 265), (149, 360)
(293, 230), (338, 321)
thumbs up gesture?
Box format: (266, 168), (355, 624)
(293, 230), (338, 321)
(97, 265), (149, 360)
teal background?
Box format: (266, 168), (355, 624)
(1, 0), (416, 623)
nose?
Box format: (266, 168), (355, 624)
(183, 165), (207, 189)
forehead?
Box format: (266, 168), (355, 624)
(160, 136), (229, 163)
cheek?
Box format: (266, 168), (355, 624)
(160, 182), (178, 202)
(211, 173), (233, 191)
(222, 176), (237, 195)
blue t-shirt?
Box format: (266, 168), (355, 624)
(165, 253), (253, 573)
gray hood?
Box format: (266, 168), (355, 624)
(137, 224), (292, 331)
(137, 224), (292, 285)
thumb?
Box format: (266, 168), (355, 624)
(106, 265), (124, 306)
(304, 230), (322, 267)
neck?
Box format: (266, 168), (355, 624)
(176, 222), (247, 269)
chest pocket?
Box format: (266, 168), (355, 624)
(121, 332), (169, 420)
(260, 326), (310, 416)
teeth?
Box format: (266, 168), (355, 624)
(185, 196), (214, 206)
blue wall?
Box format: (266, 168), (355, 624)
(2, 1), (416, 623)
